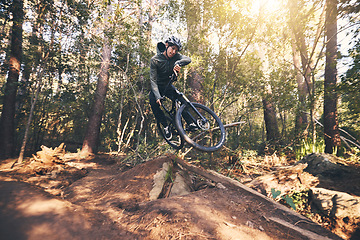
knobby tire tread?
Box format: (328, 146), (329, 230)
(175, 103), (226, 152)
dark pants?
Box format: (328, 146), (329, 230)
(149, 84), (193, 127)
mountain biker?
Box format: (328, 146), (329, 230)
(149, 36), (191, 140)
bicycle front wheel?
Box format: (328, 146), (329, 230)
(175, 103), (226, 152)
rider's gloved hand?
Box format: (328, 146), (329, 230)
(173, 64), (181, 76)
(156, 97), (163, 106)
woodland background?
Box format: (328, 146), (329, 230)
(0, 0), (359, 162)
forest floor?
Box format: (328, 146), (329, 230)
(0, 147), (358, 240)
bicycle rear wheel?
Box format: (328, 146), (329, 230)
(175, 103), (226, 152)
(157, 116), (184, 150)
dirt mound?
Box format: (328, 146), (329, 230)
(63, 155), (339, 239)
(0, 153), (343, 239)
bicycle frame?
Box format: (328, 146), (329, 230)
(177, 91), (208, 124)
(158, 73), (226, 152)
(160, 74), (209, 126)
(160, 97), (178, 118)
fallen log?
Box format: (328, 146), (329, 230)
(173, 155), (341, 240)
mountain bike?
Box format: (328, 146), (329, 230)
(157, 74), (226, 152)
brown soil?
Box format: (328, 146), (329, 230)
(0, 153), (349, 239)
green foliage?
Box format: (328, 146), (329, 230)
(1, 0), (357, 159)
(289, 190), (309, 212)
(268, 63), (298, 112)
(270, 188), (295, 210)
(165, 164), (174, 183)
(282, 194), (296, 210)
(338, 37), (360, 141)
(295, 138), (325, 160)
(271, 188), (281, 199)
(271, 188), (310, 211)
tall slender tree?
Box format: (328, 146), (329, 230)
(287, 0), (325, 139)
(324, 0), (341, 153)
(81, 41), (111, 155)
(288, 0), (310, 134)
(184, 0), (205, 104)
(81, 4), (112, 155)
(0, 0), (23, 159)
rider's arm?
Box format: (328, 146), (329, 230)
(173, 54), (191, 76)
(150, 58), (162, 102)
(174, 54), (191, 67)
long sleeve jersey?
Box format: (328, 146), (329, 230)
(150, 42), (191, 101)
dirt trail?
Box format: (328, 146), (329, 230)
(0, 181), (135, 240)
(0, 154), (343, 239)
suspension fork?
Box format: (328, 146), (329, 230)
(177, 92), (208, 123)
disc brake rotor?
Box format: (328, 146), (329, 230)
(197, 119), (210, 130)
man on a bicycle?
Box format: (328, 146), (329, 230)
(149, 36), (191, 140)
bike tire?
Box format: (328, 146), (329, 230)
(157, 116), (184, 150)
(175, 103), (226, 152)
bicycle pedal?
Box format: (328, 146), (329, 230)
(164, 126), (173, 140)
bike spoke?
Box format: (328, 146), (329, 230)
(176, 103), (226, 152)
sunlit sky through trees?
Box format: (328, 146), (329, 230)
(149, 0), (356, 74)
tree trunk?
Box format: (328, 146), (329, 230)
(81, 41), (111, 155)
(262, 97), (280, 142)
(291, 41), (308, 135)
(18, 67), (44, 163)
(0, 0), (23, 159)
(288, 0), (313, 96)
(188, 69), (204, 104)
(324, 0), (340, 154)
(288, 0), (310, 135)
(184, 0), (204, 104)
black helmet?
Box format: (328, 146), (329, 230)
(165, 36), (182, 51)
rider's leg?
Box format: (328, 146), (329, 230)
(164, 85), (196, 126)
(149, 91), (167, 127)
